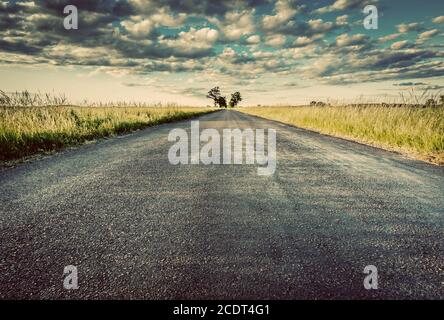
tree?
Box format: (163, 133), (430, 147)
(425, 98), (436, 108)
(218, 96), (228, 108)
(229, 92), (242, 108)
(207, 87), (221, 107)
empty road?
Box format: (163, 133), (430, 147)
(1, 110), (444, 299)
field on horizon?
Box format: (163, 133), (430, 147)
(240, 105), (444, 165)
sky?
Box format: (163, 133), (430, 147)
(0, 0), (443, 105)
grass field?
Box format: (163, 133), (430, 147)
(240, 106), (444, 165)
(0, 106), (214, 162)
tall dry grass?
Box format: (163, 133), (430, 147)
(0, 90), (181, 108)
(241, 106), (444, 165)
(1, 106), (213, 161)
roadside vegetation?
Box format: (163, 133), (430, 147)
(241, 102), (444, 165)
(0, 91), (214, 163)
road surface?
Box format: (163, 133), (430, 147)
(1, 110), (444, 299)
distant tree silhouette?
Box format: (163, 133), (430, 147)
(207, 87), (240, 108)
(310, 101), (326, 107)
(207, 87), (221, 107)
(425, 98), (437, 108)
(229, 92), (242, 108)
(218, 96), (228, 108)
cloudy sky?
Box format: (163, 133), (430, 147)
(0, 0), (443, 105)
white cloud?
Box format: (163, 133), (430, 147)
(246, 35), (261, 44)
(336, 15), (348, 25)
(262, 0), (298, 31)
(252, 50), (275, 60)
(336, 33), (366, 47)
(308, 19), (335, 33)
(128, 0), (157, 14)
(121, 18), (155, 38)
(294, 36), (313, 46)
(301, 54), (337, 78)
(45, 44), (120, 64)
(315, 0), (368, 14)
(418, 29), (439, 40)
(16, 1), (36, 7)
(432, 16), (444, 24)
(397, 22), (421, 33)
(158, 27), (219, 54)
(294, 34), (323, 46)
(379, 33), (400, 42)
(265, 34), (286, 47)
(391, 40), (409, 50)
(220, 47), (237, 60)
(120, 8), (186, 39)
(211, 10), (256, 41)
(149, 8), (187, 27)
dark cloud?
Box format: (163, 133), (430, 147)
(41, 0), (134, 16)
(0, 0), (442, 85)
(394, 82), (428, 86)
(283, 20), (339, 37)
(148, 0), (269, 15)
(369, 50), (437, 70)
(0, 39), (43, 55)
(140, 61), (205, 73)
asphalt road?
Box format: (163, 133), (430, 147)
(1, 110), (444, 299)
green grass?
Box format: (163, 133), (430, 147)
(0, 106), (214, 162)
(240, 106), (444, 165)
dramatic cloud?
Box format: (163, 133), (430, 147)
(0, 0), (443, 103)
